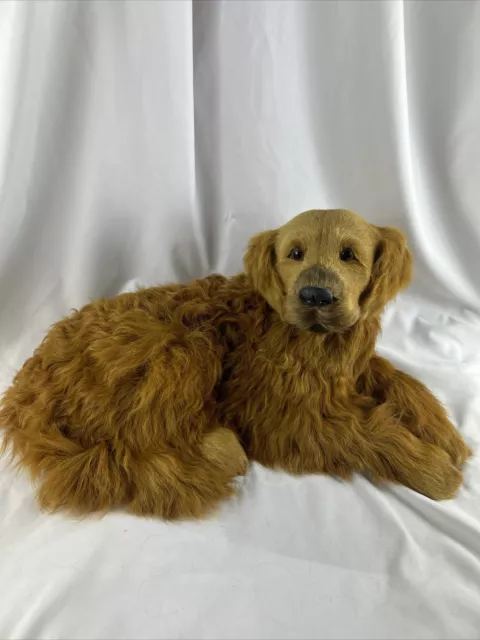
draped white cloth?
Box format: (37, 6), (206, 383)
(1, 1), (479, 638)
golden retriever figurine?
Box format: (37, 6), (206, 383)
(0, 209), (471, 518)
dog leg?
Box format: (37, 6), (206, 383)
(357, 414), (463, 500)
(1, 424), (246, 519)
(127, 427), (248, 519)
(200, 427), (249, 479)
(255, 412), (462, 500)
(365, 356), (471, 468)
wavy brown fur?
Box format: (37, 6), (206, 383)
(0, 209), (471, 518)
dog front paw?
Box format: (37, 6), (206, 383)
(408, 446), (463, 501)
(406, 421), (472, 470)
(442, 432), (472, 469)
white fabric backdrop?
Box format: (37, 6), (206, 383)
(1, 1), (480, 638)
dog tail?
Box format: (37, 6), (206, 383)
(0, 410), (238, 519)
(0, 417), (129, 513)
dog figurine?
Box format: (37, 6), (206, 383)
(0, 209), (471, 518)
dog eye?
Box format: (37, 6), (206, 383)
(288, 247), (304, 261)
(340, 247), (355, 262)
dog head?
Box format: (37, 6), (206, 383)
(244, 209), (412, 333)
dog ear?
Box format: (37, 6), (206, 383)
(244, 229), (285, 315)
(361, 226), (413, 316)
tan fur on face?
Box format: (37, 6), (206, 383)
(244, 209), (412, 332)
(0, 210), (470, 519)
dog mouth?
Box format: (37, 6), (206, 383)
(309, 323), (328, 333)
(284, 294), (358, 334)
(285, 305), (341, 334)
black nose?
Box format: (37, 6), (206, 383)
(299, 286), (334, 307)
